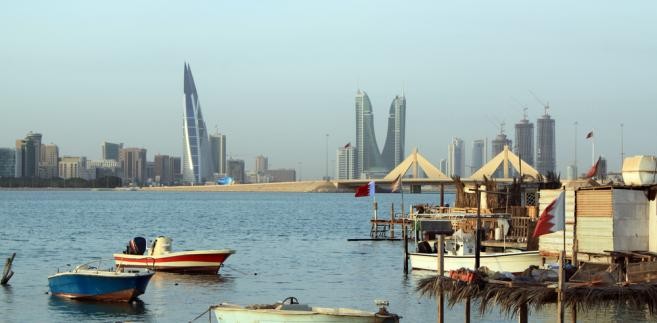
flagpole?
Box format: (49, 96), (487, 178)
(592, 128), (596, 165)
(557, 187), (566, 323)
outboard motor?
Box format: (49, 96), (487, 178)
(125, 237), (146, 255)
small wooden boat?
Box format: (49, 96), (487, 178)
(48, 259), (153, 302)
(409, 250), (542, 274)
(113, 236), (235, 274)
(211, 298), (400, 323)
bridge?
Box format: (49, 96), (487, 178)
(334, 146), (541, 192)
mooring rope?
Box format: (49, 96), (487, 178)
(222, 263), (257, 276)
(188, 305), (214, 323)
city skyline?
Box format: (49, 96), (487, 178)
(1, 1), (656, 179)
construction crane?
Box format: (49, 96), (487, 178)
(511, 97), (529, 120)
(529, 90), (550, 116)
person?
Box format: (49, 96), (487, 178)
(417, 231), (434, 253)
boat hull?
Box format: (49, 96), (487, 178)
(213, 307), (399, 323)
(409, 251), (542, 274)
(113, 250), (234, 274)
(48, 271), (153, 302)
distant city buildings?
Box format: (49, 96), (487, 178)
(536, 109), (556, 175)
(255, 155), (268, 174)
(227, 159), (246, 184)
(153, 154), (174, 185)
(0, 148), (15, 178)
(336, 144), (357, 180)
(101, 142), (123, 161)
(59, 156), (91, 180)
(170, 157), (182, 183)
(491, 130), (512, 178)
(15, 132), (42, 178)
(87, 159), (121, 178)
(209, 133), (227, 177)
(439, 159), (447, 175)
(355, 90), (381, 178)
(182, 63), (213, 184)
(266, 169), (296, 182)
(514, 113), (535, 166)
(596, 157), (608, 180)
(470, 139), (486, 175)
(447, 137), (465, 177)
(39, 143), (59, 178)
(119, 147), (147, 184)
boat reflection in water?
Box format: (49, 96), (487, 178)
(149, 271), (232, 289)
(48, 297), (148, 320)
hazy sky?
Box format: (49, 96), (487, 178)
(2, 1), (656, 179)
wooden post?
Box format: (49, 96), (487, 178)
(475, 188), (482, 270)
(518, 303), (528, 323)
(437, 234), (445, 323)
(402, 203), (408, 274)
(464, 298), (471, 323)
(440, 183), (445, 207)
(557, 250), (566, 323)
(571, 303), (577, 323)
(1, 253), (16, 285)
(390, 204), (395, 239)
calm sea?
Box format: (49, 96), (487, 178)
(0, 191), (652, 322)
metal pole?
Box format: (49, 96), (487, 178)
(437, 234), (445, 323)
(620, 123), (624, 170)
(325, 134), (329, 180)
(475, 187), (481, 270)
(440, 183), (445, 207)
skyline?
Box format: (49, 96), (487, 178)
(2, 1), (656, 178)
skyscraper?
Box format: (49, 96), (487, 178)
(119, 148), (147, 184)
(447, 137), (465, 177)
(15, 132), (42, 178)
(514, 113), (534, 166)
(255, 155), (268, 174)
(471, 139), (485, 174)
(58, 156), (88, 179)
(381, 94), (406, 169)
(439, 159), (447, 175)
(170, 157), (182, 183)
(209, 133), (227, 176)
(355, 90), (383, 178)
(336, 144), (357, 180)
(40, 144), (59, 178)
(0, 148), (16, 178)
(182, 63), (212, 184)
(491, 131), (512, 178)
(536, 110), (556, 176)
(154, 154), (173, 185)
(102, 142), (123, 161)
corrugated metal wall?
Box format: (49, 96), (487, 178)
(612, 189), (649, 251)
(576, 189), (612, 217)
(538, 189), (575, 257)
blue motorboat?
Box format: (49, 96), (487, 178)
(48, 259), (154, 302)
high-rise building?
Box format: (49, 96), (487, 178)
(336, 145), (357, 180)
(255, 155), (268, 174)
(119, 148), (147, 184)
(87, 159), (121, 178)
(15, 132), (42, 178)
(447, 137), (465, 177)
(227, 159), (246, 184)
(491, 131), (512, 178)
(381, 94), (406, 169)
(39, 144), (59, 178)
(146, 162), (156, 183)
(355, 90), (383, 178)
(59, 156), (88, 179)
(209, 133), (227, 176)
(471, 139), (485, 175)
(154, 154), (173, 185)
(439, 159), (447, 175)
(536, 110), (556, 176)
(596, 157), (608, 180)
(514, 114), (534, 166)
(0, 148), (16, 178)
(101, 142), (123, 161)
(170, 157), (182, 183)
(182, 63), (212, 184)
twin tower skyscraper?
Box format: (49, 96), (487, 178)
(354, 90), (406, 178)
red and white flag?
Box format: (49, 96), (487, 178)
(354, 181), (375, 197)
(585, 157), (601, 178)
(344, 142), (351, 149)
(390, 174), (402, 193)
(585, 131), (594, 139)
(533, 191), (566, 238)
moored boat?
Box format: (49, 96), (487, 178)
(211, 297), (400, 323)
(409, 250), (542, 274)
(113, 236), (235, 274)
(48, 259), (153, 302)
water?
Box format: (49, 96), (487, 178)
(0, 191), (653, 322)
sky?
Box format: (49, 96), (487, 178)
(1, 1), (656, 179)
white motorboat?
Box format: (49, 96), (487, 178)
(211, 297), (400, 323)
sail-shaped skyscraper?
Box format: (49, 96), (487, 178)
(182, 63), (213, 184)
(381, 94), (406, 169)
(355, 90), (383, 178)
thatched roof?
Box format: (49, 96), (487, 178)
(417, 275), (657, 318)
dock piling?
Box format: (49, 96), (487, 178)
(437, 234), (445, 323)
(1, 253), (16, 285)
